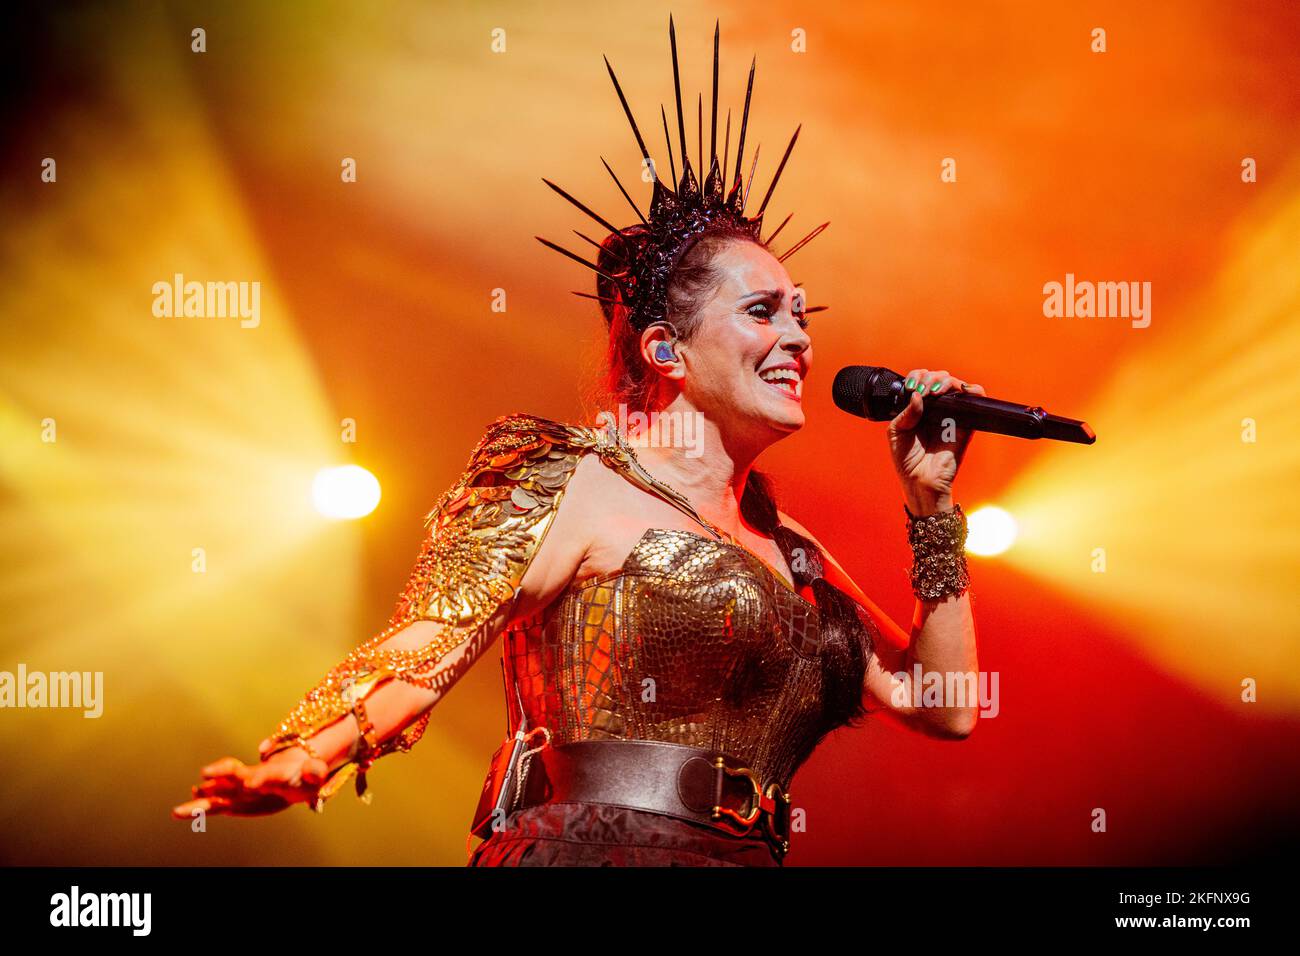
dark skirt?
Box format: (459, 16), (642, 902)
(467, 802), (783, 867)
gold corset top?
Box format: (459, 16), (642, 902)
(503, 526), (833, 792)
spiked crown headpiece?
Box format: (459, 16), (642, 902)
(536, 17), (829, 332)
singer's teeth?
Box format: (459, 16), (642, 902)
(758, 367), (801, 397)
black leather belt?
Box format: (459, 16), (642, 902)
(510, 739), (793, 859)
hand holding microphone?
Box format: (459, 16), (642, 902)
(832, 365), (1096, 444)
(885, 368), (984, 517)
(832, 364), (1095, 517)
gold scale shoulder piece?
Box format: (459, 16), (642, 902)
(261, 412), (615, 809)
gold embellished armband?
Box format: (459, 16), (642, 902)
(260, 413), (600, 811)
(904, 503), (971, 602)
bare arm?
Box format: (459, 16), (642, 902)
(864, 584), (979, 739)
(780, 511), (979, 739)
(174, 448), (592, 819)
(255, 616), (507, 780)
(256, 503), (590, 778)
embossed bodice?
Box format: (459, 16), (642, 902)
(502, 526), (834, 792)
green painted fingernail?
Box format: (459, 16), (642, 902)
(931, 380), (944, 392)
(905, 377), (916, 389)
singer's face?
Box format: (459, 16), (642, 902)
(680, 240), (811, 438)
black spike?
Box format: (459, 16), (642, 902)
(763, 212), (793, 245)
(541, 178), (622, 236)
(535, 236), (625, 285)
(777, 221), (830, 263)
(659, 105), (678, 187)
(697, 93), (703, 180)
(604, 55), (657, 182)
(600, 156), (648, 224)
(573, 229), (625, 262)
(756, 125), (800, 217)
(571, 290), (621, 305)
(722, 109), (731, 189)
(742, 143), (761, 213)
(710, 20), (719, 164)
(668, 14), (692, 179)
(732, 56), (756, 190)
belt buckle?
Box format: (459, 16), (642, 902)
(710, 757), (791, 855)
(710, 757), (762, 833)
(761, 782), (792, 856)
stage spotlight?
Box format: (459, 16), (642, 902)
(312, 465), (382, 519)
(967, 505), (1018, 557)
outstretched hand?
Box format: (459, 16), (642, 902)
(171, 751), (327, 819)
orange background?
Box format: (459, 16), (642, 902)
(1, 1), (1297, 865)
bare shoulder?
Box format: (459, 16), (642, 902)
(542, 451), (624, 536)
(508, 453), (604, 620)
(568, 450), (627, 505)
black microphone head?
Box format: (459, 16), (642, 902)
(832, 365), (904, 421)
(832, 366), (869, 417)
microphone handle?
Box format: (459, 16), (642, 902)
(917, 392), (1096, 444)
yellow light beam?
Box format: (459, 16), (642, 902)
(997, 168), (1300, 710)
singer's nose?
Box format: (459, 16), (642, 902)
(781, 319), (811, 358)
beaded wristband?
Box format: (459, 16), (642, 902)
(904, 503), (971, 601)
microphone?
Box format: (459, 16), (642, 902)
(832, 366), (1096, 444)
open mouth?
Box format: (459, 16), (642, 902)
(757, 367), (802, 401)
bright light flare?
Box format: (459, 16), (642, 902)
(966, 505), (1018, 556)
(312, 465), (382, 519)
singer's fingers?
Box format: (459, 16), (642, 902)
(939, 374), (986, 397)
(299, 759), (327, 787)
(193, 776), (245, 799)
(200, 757), (252, 783)
(931, 375), (961, 395)
(922, 370), (952, 393)
(890, 386), (925, 431)
(172, 796), (232, 818)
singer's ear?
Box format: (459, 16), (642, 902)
(641, 322), (685, 380)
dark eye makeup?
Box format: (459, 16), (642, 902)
(744, 296), (810, 329)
